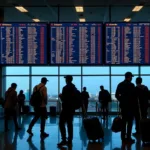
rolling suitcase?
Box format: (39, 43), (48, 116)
(111, 105), (123, 133)
(138, 99), (150, 143)
(50, 106), (56, 116)
(23, 105), (30, 114)
(83, 117), (104, 141)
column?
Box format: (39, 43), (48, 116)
(0, 8), (4, 98)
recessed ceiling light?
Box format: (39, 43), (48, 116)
(132, 6), (143, 12)
(124, 18), (131, 22)
(75, 6), (84, 12)
(79, 18), (86, 22)
(33, 19), (40, 22)
(15, 6), (28, 12)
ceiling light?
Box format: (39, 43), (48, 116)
(124, 18), (131, 22)
(15, 6), (28, 12)
(33, 19), (40, 22)
(79, 18), (86, 22)
(132, 6), (143, 12)
(75, 6), (84, 12)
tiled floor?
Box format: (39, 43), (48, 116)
(0, 115), (150, 150)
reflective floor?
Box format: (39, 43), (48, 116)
(0, 115), (150, 150)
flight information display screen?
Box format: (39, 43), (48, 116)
(50, 23), (102, 64)
(0, 23), (47, 64)
(106, 23), (150, 64)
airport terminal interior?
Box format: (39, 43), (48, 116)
(1, 0), (150, 150)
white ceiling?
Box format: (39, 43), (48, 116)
(2, 0), (150, 22)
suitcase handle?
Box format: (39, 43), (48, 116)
(117, 101), (121, 117)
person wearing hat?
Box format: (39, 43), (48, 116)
(27, 77), (49, 139)
(115, 72), (136, 143)
(58, 75), (76, 147)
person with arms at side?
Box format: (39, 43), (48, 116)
(81, 87), (90, 114)
(99, 85), (111, 120)
(58, 75), (76, 147)
(4, 83), (21, 132)
(133, 77), (149, 135)
(115, 72), (136, 143)
(18, 90), (25, 114)
(27, 77), (49, 139)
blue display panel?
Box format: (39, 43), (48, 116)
(50, 23), (102, 64)
(106, 23), (150, 64)
(0, 23), (47, 64)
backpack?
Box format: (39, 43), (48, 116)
(105, 90), (111, 102)
(30, 85), (44, 107)
(73, 89), (82, 110)
(101, 90), (111, 102)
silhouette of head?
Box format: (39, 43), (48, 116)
(125, 72), (134, 81)
(136, 77), (142, 85)
(20, 90), (23, 94)
(11, 83), (17, 90)
(83, 87), (86, 91)
(41, 77), (48, 85)
(64, 75), (73, 84)
(100, 85), (104, 90)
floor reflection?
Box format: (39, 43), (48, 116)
(0, 115), (149, 150)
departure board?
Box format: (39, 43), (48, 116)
(0, 23), (47, 64)
(50, 23), (102, 64)
(106, 23), (150, 64)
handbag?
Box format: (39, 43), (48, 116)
(111, 104), (123, 132)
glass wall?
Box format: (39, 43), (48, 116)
(2, 66), (150, 113)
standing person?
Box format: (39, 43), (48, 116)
(115, 72), (136, 143)
(81, 87), (90, 113)
(18, 90), (25, 114)
(27, 77), (49, 139)
(133, 77), (149, 135)
(58, 75), (76, 147)
(4, 83), (21, 132)
(99, 85), (111, 119)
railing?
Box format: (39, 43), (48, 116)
(24, 99), (119, 113)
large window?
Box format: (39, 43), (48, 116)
(31, 76), (58, 100)
(111, 66), (138, 75)
(31, 67), (58, 75)
(4, 67), (29, 75)
(82, 76), (110, 100)
(83, 67), (109, 75)
(60, 67), (81, 75)
(5, 76), (30, 100)
(60, 76), (81, 92)
(3, 66), (150, 113)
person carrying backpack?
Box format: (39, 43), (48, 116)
(99, 85), (111, 119)
(58, 75), (77, 147)
(27, 77), (49, 139)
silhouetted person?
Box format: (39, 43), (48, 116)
(27, 136), (38, 150)
(4, 83), (21, 132)
(133, 77), (149, 135)
(18, 90), (25, 114)
(27, 77), (49, 139)
(99, 85), (110, 119)
(58, 75), (76, 147)
(4, 131), (18, 150)
(81, 87), (90, 113)
(115, 72), (136, 143)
